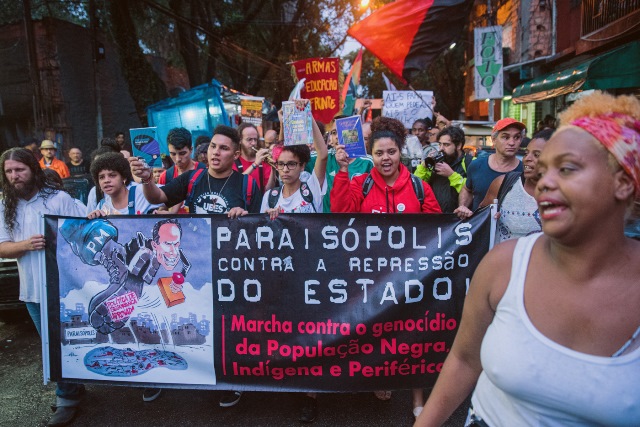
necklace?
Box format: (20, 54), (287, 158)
(207, 170), (234, 208)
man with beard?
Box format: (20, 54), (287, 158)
(234, 122), (275, 192)
(0, 148), (86, 426)
(414, 126), (473, 213)
(39, 140), (70, 178)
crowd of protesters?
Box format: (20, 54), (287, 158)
(1, 91), (639, 427)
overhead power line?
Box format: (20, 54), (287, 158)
(137, 0), (289, 73)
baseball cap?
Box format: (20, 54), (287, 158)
(492, 118), (526, 133)
(40, 140), (56, 150)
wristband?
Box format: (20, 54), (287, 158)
(141, 175), (152, 185)
(252, 163), (259, 169)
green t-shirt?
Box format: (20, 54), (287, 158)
(306, 149), (374, 212)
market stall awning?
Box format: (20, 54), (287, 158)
(512, 41), (640, 104)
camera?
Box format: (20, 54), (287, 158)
(425, 152), (445, 170)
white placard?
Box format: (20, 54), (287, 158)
(382, 90), (433, 129)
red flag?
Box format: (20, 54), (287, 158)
(341, 48), (363, 104)
(348, 0), (471, 83)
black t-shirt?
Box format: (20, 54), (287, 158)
(161, 170), (263, 214)
(66, 160), (91, 177)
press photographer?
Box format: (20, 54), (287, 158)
(414, 127), (473, 213)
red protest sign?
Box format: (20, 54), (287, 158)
(291, 58), (341, 124)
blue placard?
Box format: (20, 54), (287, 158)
(336, 115), (367, 158)
(130, 127), (162, 168)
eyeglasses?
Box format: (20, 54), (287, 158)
(276, 161), (302, 170)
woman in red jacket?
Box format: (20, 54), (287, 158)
(330, 116), (441, 417)
(331, 116), (441, 214)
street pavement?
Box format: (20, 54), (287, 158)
(0, 309), (469, 427)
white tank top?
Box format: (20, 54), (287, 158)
(471, 233), (640, 426)
(496, 178), (541, 243)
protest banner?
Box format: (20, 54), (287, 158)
(240, 96), (264, 134)
(44, 210), (492, 391)
(291, 58), (341, 124)
(382, 91), (433, 130)
(130, 127), (164, 168)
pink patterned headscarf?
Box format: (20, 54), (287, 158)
(571, 112), (640, 193)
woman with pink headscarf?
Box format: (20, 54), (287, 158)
(415, 92), (640, 427)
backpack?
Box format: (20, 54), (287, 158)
(267, 182), (316, 212)
(362, 173), (425, 205)
(235, 158), (264, 190)
(184, 169), (254, 211)
(164, 162), (206, 185)
(496, 171), (523, 208)
(98, 185), (137, 215)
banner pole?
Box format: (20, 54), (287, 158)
(39, 214), (50, 385)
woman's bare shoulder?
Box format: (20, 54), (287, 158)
(471, 239), (519, 310)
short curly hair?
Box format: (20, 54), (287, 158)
(369, 116), (407, 152)
(90, 152), (133, 188)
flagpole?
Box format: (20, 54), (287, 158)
(407, 84), (434, 115)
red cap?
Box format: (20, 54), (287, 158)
(492, 118), (526, 133)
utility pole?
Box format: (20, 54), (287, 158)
(90, 0), (104, 144)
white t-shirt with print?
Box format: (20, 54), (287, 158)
(96, 184), (162, 215)
(260, 170), (326, 214)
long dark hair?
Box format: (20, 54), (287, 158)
(1, 148), (59, 235)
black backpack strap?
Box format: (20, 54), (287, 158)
(410, 174), (425, 205)
(127, 185), (137, 215)
(361, 174), (374, 198)
(164, 166), (176, 184)
(184, 168), (206, 209)
(300, 182), (316, 212)
(235, 158), (244, 173)
(497, 171), (522, 208)
(268, 186), (282, 208)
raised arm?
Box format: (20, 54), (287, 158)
(128, 157), (168, 205)
(310, 115), (328, 187)
(414, 240), (515, 427)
